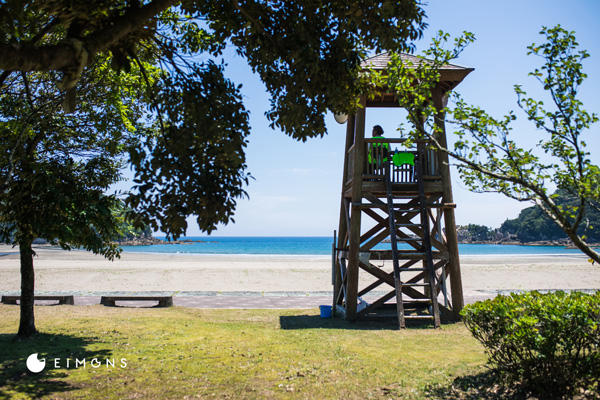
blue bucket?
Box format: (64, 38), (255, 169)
(319, 305), (332, 318)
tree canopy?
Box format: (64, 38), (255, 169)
(0, 1), (425, 138)
(458, 224), (492, 242)
(1, 0), (427, 238)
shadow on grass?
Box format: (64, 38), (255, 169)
(0, 332), (112, 400)
(425, 370), (527, 400)
(279, 313), (437, 330)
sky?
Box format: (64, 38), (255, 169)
(173, 0), (600, 236)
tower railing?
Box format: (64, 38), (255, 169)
(362, 138), (440, 183)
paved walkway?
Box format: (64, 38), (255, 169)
(0, 291), (497, 308)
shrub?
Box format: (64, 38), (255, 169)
(461, 291), (600, 399)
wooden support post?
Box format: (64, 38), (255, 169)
(433, 89), (464, 318)
(346, 98), (367, 320)
(334, 114), (356, 309)
(331, 230), (336, 286)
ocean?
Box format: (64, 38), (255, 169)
(119, 236), (593, 256)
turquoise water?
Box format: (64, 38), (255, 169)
(120, 236), (592, 256)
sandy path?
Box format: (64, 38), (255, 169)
(1, 245), (599, 295)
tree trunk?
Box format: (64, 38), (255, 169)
(17, 238), (37, 338)
(566, 231), (600, 264)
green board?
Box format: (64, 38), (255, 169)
(392, 152), (415, 166)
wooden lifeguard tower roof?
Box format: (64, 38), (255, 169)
(361, 52), (474, 107)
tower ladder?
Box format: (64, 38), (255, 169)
(384, 149), (441, 328)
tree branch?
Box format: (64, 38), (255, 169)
(0, 70), (11, 88)
(132, 54), (165, 136)
(0, 0), (176, 73)
(85, 0), (176, 56)
(425, 124), (600, 262)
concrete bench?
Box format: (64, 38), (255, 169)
(1, 295), (74, 305)
(100, 296), (173, 308)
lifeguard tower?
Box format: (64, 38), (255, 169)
(331, 53), (473, 328)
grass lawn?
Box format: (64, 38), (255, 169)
(0, 305), (487, 399)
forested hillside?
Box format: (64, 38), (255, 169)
(500, 191), (600, 242)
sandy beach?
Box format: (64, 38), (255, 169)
(1, 244), (599, 297)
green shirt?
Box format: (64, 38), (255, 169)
(368, 136), (390, 164)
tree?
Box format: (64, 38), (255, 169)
(1, 1), (427, 235)
(381, 26), (600, 263)
(1, 51), (255, 337)
(1, 2), (428, 337)
(465, 224), (491, 242)
(0, 60), (152, 337)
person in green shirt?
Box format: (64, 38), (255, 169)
(368, 125), (416, 178)
(368, 125), (390, 171)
